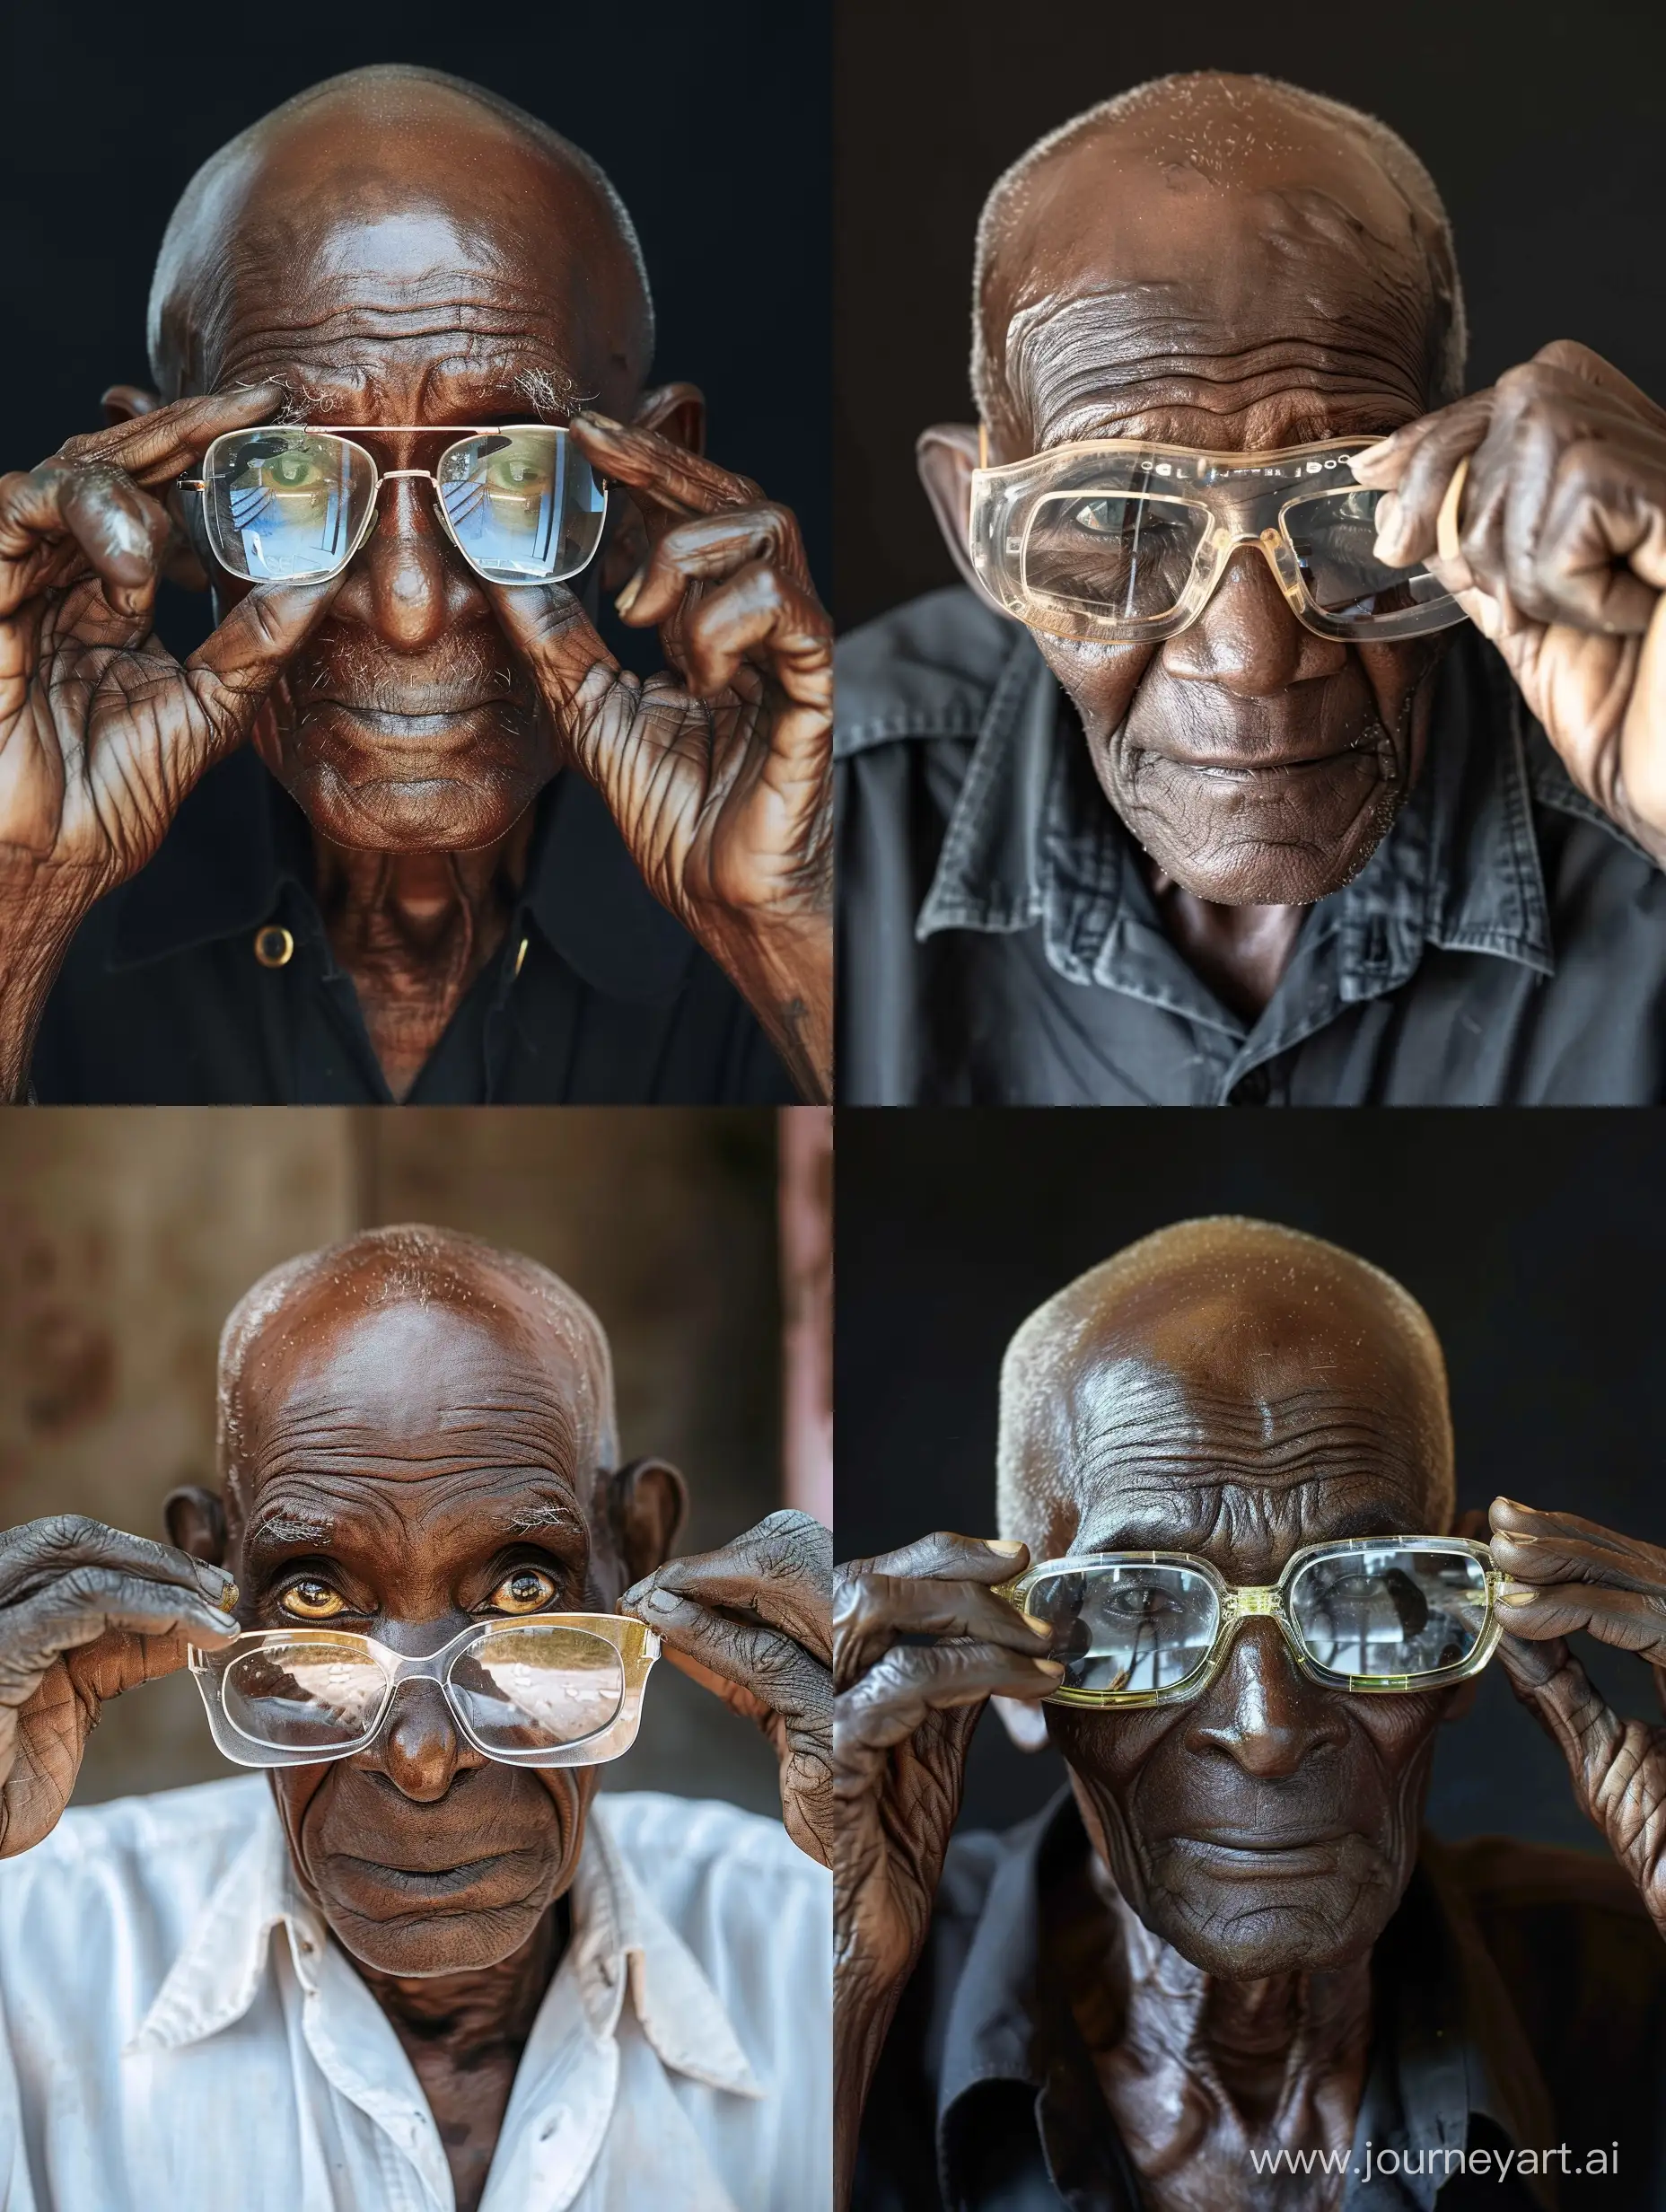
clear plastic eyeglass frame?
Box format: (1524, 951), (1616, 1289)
(967, 430), (1467, 645)
(999, 1536), (1500, 1707)
(189, 1612), (659, 1769)
(177, 423), (609, 588)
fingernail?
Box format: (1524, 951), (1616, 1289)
(1352, 435), (1398, 472)
(578, 409), (622, 431)
(1497, 1589), (1541, 1607)
(988, 1539), (1026, 1557)
(614, 570), (644, 619)
(643, 1587), (682, 1615)
(1497, 1530), (1539, 1543)
(1497, 1497), (1530, 1511)
(1033, 1658), (1065, 1677)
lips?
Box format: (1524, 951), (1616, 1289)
(1169, 1830), (1354, 1876)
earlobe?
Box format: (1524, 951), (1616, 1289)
(605, 1457), (689, 1587)
(632, 382), (706, 457)
(916, 424), (1002, 603)
(163, 1484), (227, 1567)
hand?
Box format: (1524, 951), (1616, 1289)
(0, 1514), (240, 1858)
(486, 414), (832, 1101)
(1486, 1494), (1666, 1935)
(1352, 342), (1666, 860)
(0, 383), (346, 1093)
(620, 1507), (831, 1865)
(831, 1533), (1062, 2198)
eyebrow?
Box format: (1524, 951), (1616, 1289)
(243, 1505), (338, 1549)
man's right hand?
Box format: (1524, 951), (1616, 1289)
(0, 382), (345, 1096)
(832, 1532), (1061, 2199)
(0, 1515), (240, 1858)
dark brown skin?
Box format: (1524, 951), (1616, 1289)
(0, 69), (831, 1102)
(833, 1220), (1666, 2210)
(0, 1236), (831, 2212)
(920, 74), (1665, 1015)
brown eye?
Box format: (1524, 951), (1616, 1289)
(490, 1567), (557, 1616)
(279, 1578), (346, 1621)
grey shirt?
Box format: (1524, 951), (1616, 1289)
(836, 588), (1666, 1104)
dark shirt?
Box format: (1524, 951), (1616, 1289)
(30, 750), (795, 1104)
(835, 589), (1666, 1104)
(855, 1790), (1666, 2212)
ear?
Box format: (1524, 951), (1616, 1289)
(602, 383), (708, 592)
(164, 1484), (227, 1567)
(992, 1693), (1053, 1752)
(603, 1457), (689, 1586)
(101, 383), (211, 592)
(917, 422), (1003, 604)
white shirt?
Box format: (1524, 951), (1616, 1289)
(0, 1777), (830, 2212)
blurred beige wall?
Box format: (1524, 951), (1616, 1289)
(0, 1109), (782, 1819)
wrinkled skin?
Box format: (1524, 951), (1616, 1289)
(920, 74), (1665, 1018)
(0, 1233), (830, 2212)
(833, 1220), (1666, 2211)
(0, 68), (830, 1102)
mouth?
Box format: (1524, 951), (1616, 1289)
(339, 1852), (517, 1900)
(307, 701), (504, 736)
(1141, 745), (1376, 779)
(1170, 1831), (1355, 1877)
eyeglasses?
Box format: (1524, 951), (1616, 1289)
(1000, 1537), (1499, 1707)
(176, 424), (609, 587)
(967, 433), (1466, 645)
(188, 1613), (657, 1768)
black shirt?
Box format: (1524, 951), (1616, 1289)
(835, 589), (1666, 1104)
(855, 1790), (1666, 2211)
(30, 749), (795, 1104)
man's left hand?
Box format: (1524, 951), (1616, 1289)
(1487, 1494), (1666, 1936)
(621, 1508), (832, 1867)
(1352, 342), (1666, 863)
(487, 417), (833, 1102)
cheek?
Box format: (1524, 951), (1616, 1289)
(1356, 637), (1448, 757)
(1034, 636), (1157, 743)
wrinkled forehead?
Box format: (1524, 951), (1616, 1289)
(1013, 1270), (1449, 1562)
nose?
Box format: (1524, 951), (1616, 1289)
(365, 1676), (481, 1802)
(1162, 540), (1347, 696)
(1184, 1620), (1349, 1778)
(337, 474), (481, 654)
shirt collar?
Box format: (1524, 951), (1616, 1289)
(127, 1787), (760, 2102)
(935, 1790), (1560, 2212)
(108, 752), (697, 1005)
(915, 626), (1556, 1024)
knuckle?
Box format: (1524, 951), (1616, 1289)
(23, 1513), (106, 1559)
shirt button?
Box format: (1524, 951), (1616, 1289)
(254, 925), (295, 969)
(514, 935), (529, 979)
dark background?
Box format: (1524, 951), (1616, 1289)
(836, 1109), (1666, 1854)
(832, 0), (1666, 629)
(1, 0), (830, 655)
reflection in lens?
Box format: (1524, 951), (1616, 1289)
(1024, 1563), (1220, 1696)
(221, 1637), (389, 1751)
(437, 429), (607, 584)
(1023, 493), (1206, 621)
(448, 1624), (625, 1754)
(205, 430), (374, 584)
(1284, 487), (1449, 623)
(1288, 1544), (1487, 1680)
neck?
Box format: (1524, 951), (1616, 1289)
(312, 810), (535, 1101)
(1146, 865), (1307, 1021)
(1053, 1855), (1372, 2212)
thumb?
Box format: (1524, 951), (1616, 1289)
(180, 572), (346, 772)
(66, 1625), (200, 1706)
(486, 579), (623, 735)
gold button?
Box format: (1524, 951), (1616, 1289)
(514, 935), (529, 978)
(254, 925), (294, 969)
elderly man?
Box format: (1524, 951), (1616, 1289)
(834, 1219), (1666, 2208)
(0, 1225), (832, 2212)
(0, 66), (831, 1104)
(836, 72), (1666, 1103)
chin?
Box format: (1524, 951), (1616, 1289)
(1142, 1877), (1399, 1979)
(325, 1894), (554, 1978)
(1127, 784), (1408, 906)
(287, 765), (542, 854)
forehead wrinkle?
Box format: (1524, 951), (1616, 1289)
(241, 1464), (587, 1555)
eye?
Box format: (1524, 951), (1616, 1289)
(487, 1567), (558, 1616)
(278, 1577), (347, 1620)
(487, 454), (549, 494)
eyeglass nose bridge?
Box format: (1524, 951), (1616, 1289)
(1191, 522), (1308, 617)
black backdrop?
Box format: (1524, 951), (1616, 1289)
(836, 1109), (1666, 1853)
(1, 1), (831, 650)
(832, 0), (1666, 629)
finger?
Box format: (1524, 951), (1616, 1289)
(0, 1570), (240, 1700)
(1531, 340), (1666, 432)
(571, 411), (761, 522)
(0, 1514), (237, 1611)
(0, 465), (171, 622)
(636, 1589), (829, 1735)
(1490, 1496), (1666, 1576)
(1492, 1631), (1664, 1876)
(618, 505), (812, 628)
(836, 1641), (1065, 1757)
(1525, 443), (1666, 629)
(676, 559), (833, 706)
(483, 579), (621, 734)
(841, 1532), (1030, 1586)
(1363, 395), (1495, 568)
(180, 572), (350, 774)
(1495, 1576), (1666, 1661)
(630, 1508), (830, 1662)
(1491, 1521), (1666, 1598)
(834, 1571), (1052, 1690)
(56, 382), (286, 490)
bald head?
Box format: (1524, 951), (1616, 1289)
(997, 1217), (1453, 1558)
(971, 71), (1465, 452)
(149, 65), (653, 403)
(216, 1223), (617, 1527)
